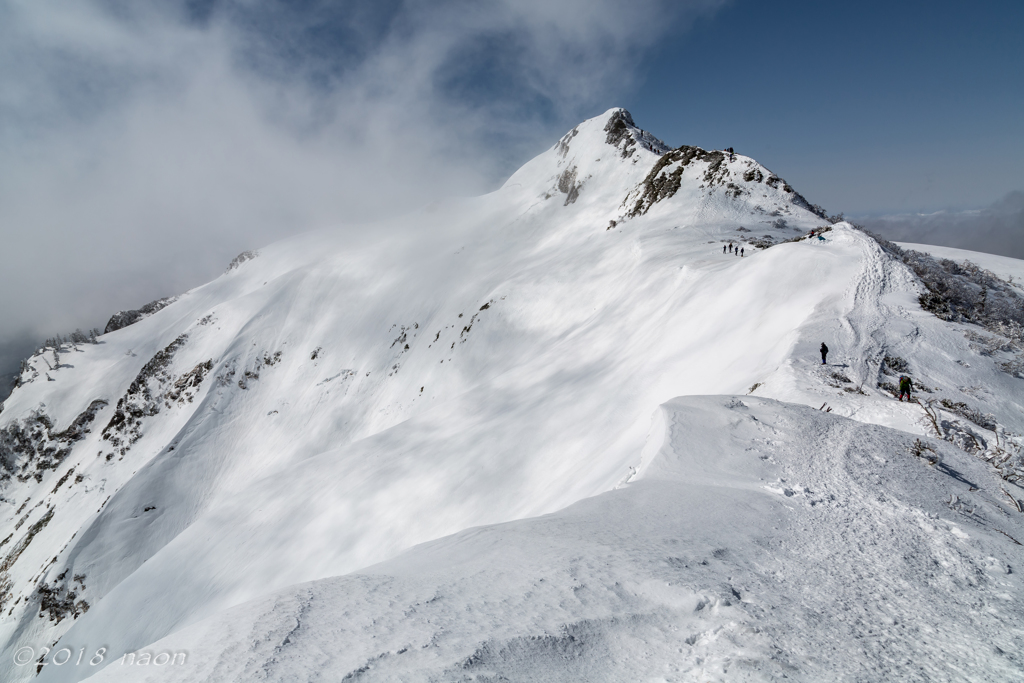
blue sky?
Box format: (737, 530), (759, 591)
(0, 0), (1021, 388)
(627, 0), (1024, 216)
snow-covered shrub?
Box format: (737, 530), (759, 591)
(1000, 357), (1024, 379)
(941, 419), (985, 453)
(883, 355), (909, 374)
(908, 438), (940, 465)
(14, 359), (38, 389)
(42, 328), (103, 351)
(829, 370), (852, 385)
(963, 329), (1015, 356)
(985, 432), (1024, 485)
(870, 235), (1024, 327)
(746, 235), (775, 250)
(939, 399), (997, 430)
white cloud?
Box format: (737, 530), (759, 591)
(0, 0), (725, 391)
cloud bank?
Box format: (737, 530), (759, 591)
(855, 191), (1024, 260)
(0, 0), (724, 396)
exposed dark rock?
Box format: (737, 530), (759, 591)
(226, 250), (259, 272)
(165, 360), (214, 404)
(556, 166), (583, 205)
(0, 506), (55, 609)
(555, 127), (579, 158)
(235, 351), (283, 390)
(101, 334), (189, 456)
(37, 572), (89, 623)
(603, 109), (638, 158)
(604, 109), (635, 145)
(627, 146), (730, 217)
(104, 297), (176, 334)
(0, 400), (107, 482)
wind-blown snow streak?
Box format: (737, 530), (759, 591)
(0, 109), (1021, 682)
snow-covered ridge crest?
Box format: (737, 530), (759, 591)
(624, 144), (819, 219)
(501, 107), (673, 207)
(598, 107), (672, 158)
(0, 108), (1021, 682)
(504, 107), (822, 229)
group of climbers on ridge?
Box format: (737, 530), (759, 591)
(721, 227), (830, 259)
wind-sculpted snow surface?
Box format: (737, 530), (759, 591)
(0, 108), (1022, 681)
(82, 397), (1024, 682)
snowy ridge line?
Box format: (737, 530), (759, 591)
(0, 108), (1020, 682)
(78, 396), (1024, 682)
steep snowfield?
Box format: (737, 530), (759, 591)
(0, 108), (1021, 681)
(85, 396), (1024, 682)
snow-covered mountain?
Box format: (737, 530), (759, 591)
(1, 109), (1022, 682)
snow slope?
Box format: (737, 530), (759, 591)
(0, 108), (1021, 681)
(84, 396), (1024, 682)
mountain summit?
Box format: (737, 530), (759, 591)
(1, 109), (1022, 682)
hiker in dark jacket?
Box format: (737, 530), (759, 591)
(898, 375), (913, 401)
(820, 343), (828, 365)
